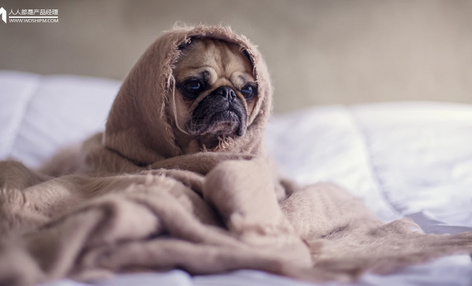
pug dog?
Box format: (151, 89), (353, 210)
(171, 38), (258, 153)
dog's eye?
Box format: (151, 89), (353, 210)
(181, 80), (205, 100)
(240, 84), (256, 100)
(185, 80), (203, 92)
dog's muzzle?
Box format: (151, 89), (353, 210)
(187, 86), (248, 137)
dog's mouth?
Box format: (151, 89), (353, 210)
(187, 96), (248, 138)
(188, 107), (246, 137)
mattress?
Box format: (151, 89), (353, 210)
(1, 70), (471, 286)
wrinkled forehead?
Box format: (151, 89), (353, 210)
(173, 38), (254, 80)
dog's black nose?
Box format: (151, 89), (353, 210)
(214, 86), (236, 101)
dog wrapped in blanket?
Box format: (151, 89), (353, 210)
(1, 25), (472, 286)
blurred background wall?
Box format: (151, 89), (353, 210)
(1, 0), (471, 113)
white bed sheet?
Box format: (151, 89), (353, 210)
(1, 70), (471, 286)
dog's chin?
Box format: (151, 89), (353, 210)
(204, 110), (241, 134)
(189, 110), (244, 135)
(187, 112), (247, 149)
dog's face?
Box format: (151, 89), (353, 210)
(172, 38), (257, 151)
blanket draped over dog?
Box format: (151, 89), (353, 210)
(1, 26), (472, 286)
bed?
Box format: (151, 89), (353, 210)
(1, 70), (471, 286)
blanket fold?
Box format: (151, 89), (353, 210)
(1, 25), (472, 286)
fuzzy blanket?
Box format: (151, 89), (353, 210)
(1, 26), (471, 286)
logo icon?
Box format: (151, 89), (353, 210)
(0, 7), (7, 23)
